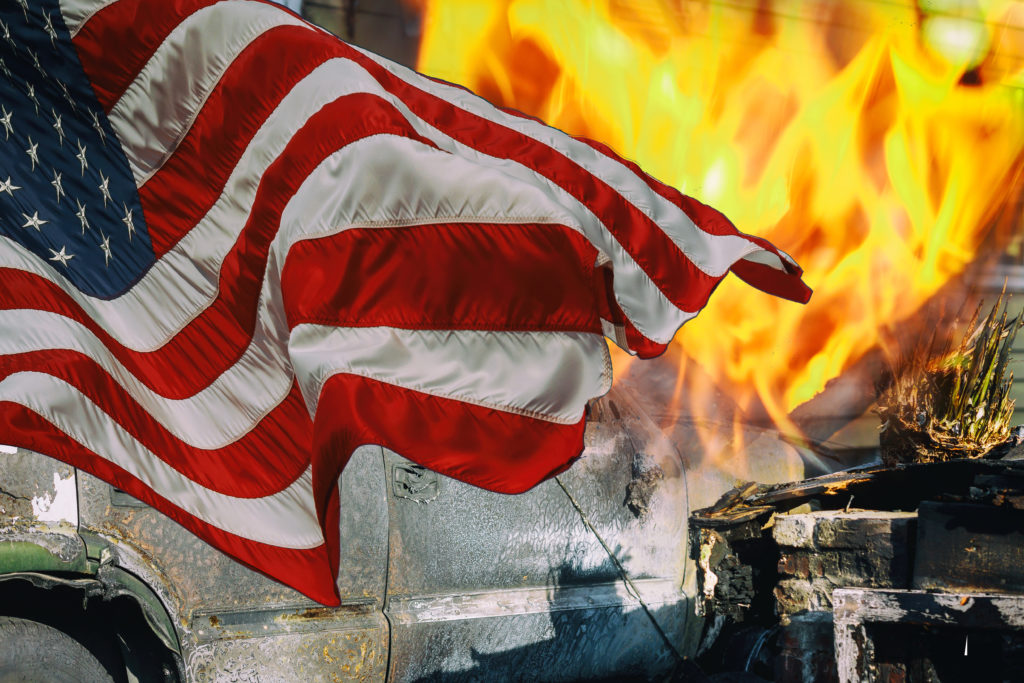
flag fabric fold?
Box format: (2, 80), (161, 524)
(0, 0), (810, 604)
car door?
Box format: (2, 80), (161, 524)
(381, 384), (693, 681)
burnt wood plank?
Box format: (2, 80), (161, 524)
(913, 501), (1024, 593)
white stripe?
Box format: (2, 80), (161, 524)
(59, 0), (118, 37)
(350, 44), (791, 278)
(742, 247), (795, 270)
(271, 117), (695, 344)
(109, 1), (310, 185)
(0, 372), (322, 548)
(0, 310), (289, 449)
(290, 326), (612, 424)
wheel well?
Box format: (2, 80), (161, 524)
(0, 575), (181, 683)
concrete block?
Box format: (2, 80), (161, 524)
(772, 514), (818, 549)
(773, 510), (916, 551)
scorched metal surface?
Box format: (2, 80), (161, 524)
(0, 383), (808, 680)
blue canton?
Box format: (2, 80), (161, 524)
(0, 0), (152, 299)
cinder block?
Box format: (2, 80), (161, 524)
(772, 514), (818, 549)
(773, 510), (916, 587)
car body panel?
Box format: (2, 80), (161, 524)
(0, 386), (811, 680)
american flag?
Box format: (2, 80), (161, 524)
(0, 0), (810, 604)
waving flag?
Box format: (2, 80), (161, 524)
(0, 0), (810, 604)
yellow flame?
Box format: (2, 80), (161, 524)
(415, 0), (1024, 452)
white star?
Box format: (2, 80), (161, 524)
(57, 81), (76, 110)
(0, 177), (20, 197)
(50, 170), (64, 204)
(27, 49), (43, 76)
(99, 232), (112, 267)
(0, 20), (12, 49)
(121, 202), (136, 241)
(90, 111), (107, 145)
(43, 13), (59, 47)
(75, 198), (89, 233)
(25, 137), (39, 172)
(48, 246), (74, 267)
(15, 0), (28, 19)
(0, 57), (10, 80)
(25, 83), (40, 115)
(52, 111), (65, 147)
(21, 211), (47, 231)
(98, 172), (111, 206)
(75, 140), (88, 175)
(0, 106), (12, 140)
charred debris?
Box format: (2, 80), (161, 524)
(690, 455), (1024, 681)
(689, 294), (1024, 681)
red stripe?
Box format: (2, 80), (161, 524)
(139, 24), (339, 256)
(339, 46), (812, 318)
(282, 222), (602, 332)
(0, 349), (310, 497)
(313, 374), (585, 495)
(0, 404), (341, 606)
(0, 94), (433, 398)
(334, 49), (724, 312)
(593, 265), (669, 359)
(732, 259), (813, 305)
(72, 0), (219, 112)
(572, 137), (811, 304)
(71, 0), (304, 112)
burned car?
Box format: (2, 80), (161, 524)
(1, 380), (796, 682)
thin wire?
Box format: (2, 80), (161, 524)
(554, 475), (686, 667)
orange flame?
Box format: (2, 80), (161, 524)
(414, 0), (1024, 465)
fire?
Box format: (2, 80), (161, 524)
(413, 0), (1024, 464)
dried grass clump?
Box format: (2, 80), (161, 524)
(876, 292), (1022, 465)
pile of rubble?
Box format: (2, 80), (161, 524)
(690, 457), (1024, 682)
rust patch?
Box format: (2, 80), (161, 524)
(275, 604), (369, 624)
(208, 615), (220, 627)
(284, 607), (336, 621)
